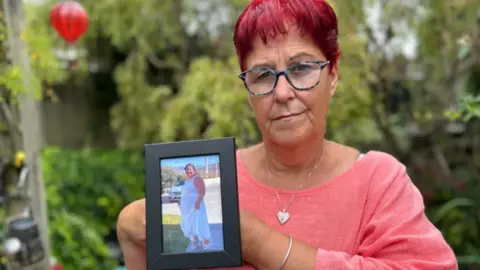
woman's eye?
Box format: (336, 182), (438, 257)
(257, 72), (271, 79)
(291, 63), (313, 73)
(250, 70), (273, 82)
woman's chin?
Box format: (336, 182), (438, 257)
(269, 129), (314, 148)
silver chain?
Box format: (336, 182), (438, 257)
(268, 143), (326, 212)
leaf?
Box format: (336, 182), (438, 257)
(433, 198), (475, 223)
(42, 147), (144, 269)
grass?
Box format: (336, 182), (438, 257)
(162, 214), (190, 253)
(163, 214), (181, 225)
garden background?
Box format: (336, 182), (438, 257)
(1, 0), (479, 269)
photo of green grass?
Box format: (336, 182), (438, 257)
(162, 214), (190, 253)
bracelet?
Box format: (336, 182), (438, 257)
(277, 235), (293, 270)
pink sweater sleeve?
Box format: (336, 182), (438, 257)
(315, 154), (458, 270)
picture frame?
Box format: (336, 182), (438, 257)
(144, 137), (242, 270)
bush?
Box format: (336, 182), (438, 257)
(425, 177), (480, 268)
(42, 147), (144, 270)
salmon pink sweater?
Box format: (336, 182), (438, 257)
(223, 150), (457, 270)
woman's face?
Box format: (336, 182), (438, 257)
(243, 26), (338, 147)
(185, 165), (195, 178)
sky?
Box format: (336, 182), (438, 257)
(160, 154), (220, 168)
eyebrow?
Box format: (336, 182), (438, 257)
(249, 52), (317, 69)
(288, 52), (317, 61)
(250, 61), (275, 69)
(250, 52), (315, 69)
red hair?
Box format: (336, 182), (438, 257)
(233, 0), (340, 72)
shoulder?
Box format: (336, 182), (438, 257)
(360, 151), (420, 204)
(193, 175), (204, 184)
(362, 151), (407, 177)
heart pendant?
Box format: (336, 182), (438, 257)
(277, 210), (290, 225)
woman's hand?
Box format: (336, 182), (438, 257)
(194, 200), (201, 209)
(117, 200), (273, 269)
(117, 199), (147, 270)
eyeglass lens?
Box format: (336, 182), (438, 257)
(243, 62), (323, 95)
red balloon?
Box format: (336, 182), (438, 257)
(50, 1), (89, 44)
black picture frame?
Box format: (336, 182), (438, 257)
(144, 137), (242, 270)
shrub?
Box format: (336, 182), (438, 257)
(43, 147), (144, 269)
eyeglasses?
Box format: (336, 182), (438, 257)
(238, 60), (329, 96)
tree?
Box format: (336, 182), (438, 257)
(119, 0), (375, 148)
(0, 3), (66, 103)
(360, 1), (480, 264)
(0, 3), (67, 155)
(361, 0), (480, 175)
(18, 0), (480, 267)
(107, 0), (254, 147)
(161, 166), (180, 190)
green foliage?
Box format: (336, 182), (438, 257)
(42, 147), (145, 270)
(445, 94), (480, 122)
(0, 5), (66, 102)
(161, 55), (259, 147)
(110, 51), (173, 148)
(0, 66), (23, 99)
(426, 180), (480, 267)
(161, 166), (180, 189)
(0, 10), (24, 98)
(24, 5), (67, 87)
(325, 1), (376, 145)
(412, 1), (479, 123)
(41, 0), (236, 148)
(10, 0), (480, 268)
(91, 0), (257, 148)
(110, 0), (376, 148)
(436, 81), (480, 268)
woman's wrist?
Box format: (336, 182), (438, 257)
(244, 224), (276, 268)
(242, 220), (273, 264)
(248, 228), (316, 270)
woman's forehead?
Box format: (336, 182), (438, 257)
(246, 28), (322, 67)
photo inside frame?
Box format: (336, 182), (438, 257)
(160, 154), (224, 254)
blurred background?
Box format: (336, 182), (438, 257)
(0, 0), (479, 269)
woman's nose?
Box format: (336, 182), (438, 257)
(274, 76), (295, 102)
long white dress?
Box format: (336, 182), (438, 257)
(180, 176), (211, 243)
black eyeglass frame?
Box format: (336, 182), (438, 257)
(238, 60), (330, 96)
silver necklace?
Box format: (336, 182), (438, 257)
(268, 145), (326, 225)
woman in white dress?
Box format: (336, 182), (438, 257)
(180, 163), (212, 250)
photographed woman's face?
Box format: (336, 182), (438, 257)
(243, 26), (338, 147)
(185, 166), (195, 178)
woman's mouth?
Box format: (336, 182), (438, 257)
(274, 112), (304, 120)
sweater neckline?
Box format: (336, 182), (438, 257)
(236, 150), (376, 195)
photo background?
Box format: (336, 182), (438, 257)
(160, 154), (224, 254)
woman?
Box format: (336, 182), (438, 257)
(117, 0), (457, 269)
(180, 164), (211, 250)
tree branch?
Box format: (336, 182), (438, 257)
(146, 54), (176, 69)
(456, 26), (480, 77)
(432, 143), (452, 179)
(0, 95), (20, 153)
(172, 0), (189, 70)
(440, 8), (480, 103)
(136, 37), (182, 70)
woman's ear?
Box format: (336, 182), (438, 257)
(329, 63), (339, 97)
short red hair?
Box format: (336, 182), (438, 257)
(233, 0), (340, 72)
